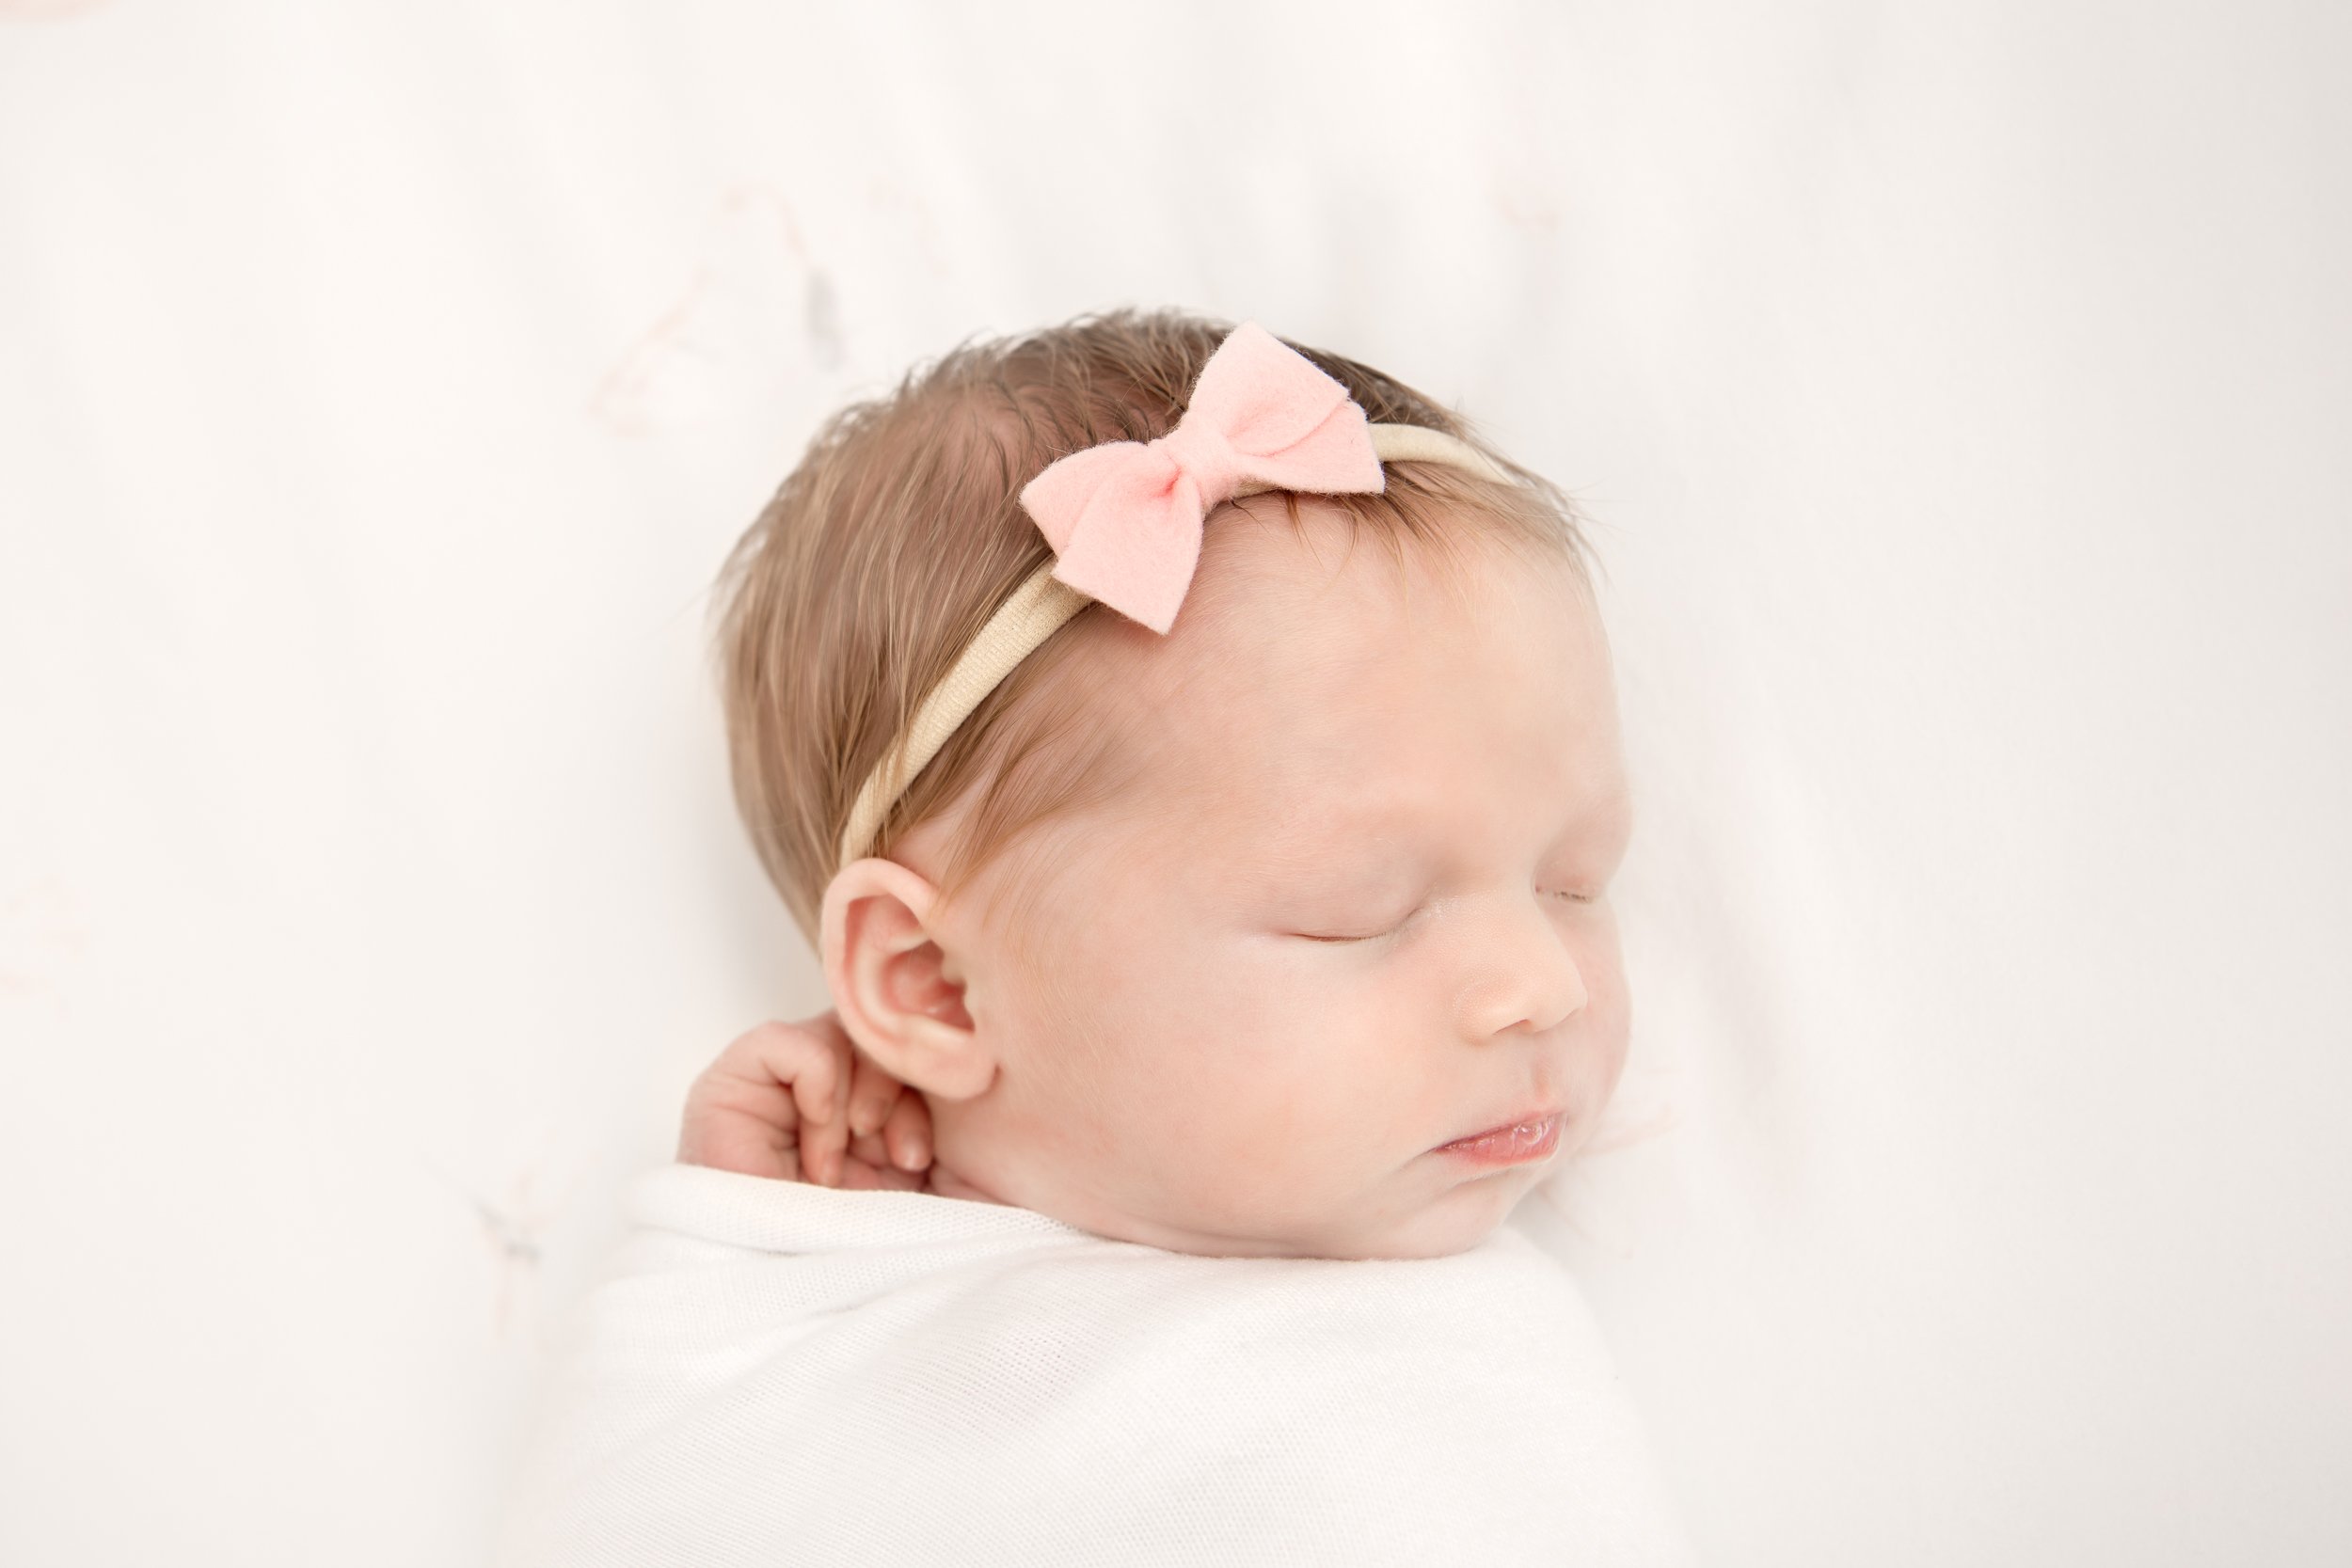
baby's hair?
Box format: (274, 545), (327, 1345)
(707, 305), (1600, 963)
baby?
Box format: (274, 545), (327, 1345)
(683, 308), (1633, 1263)
(492, 310), (1688, 1567)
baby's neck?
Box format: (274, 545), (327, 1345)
(918, 1154), (1005, 1206)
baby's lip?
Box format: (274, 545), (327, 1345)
(1437, 1102), (1567, 1149)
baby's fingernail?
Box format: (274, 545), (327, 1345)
(850, 1105), (879, 1136)
(894, 1133), (928, 1171)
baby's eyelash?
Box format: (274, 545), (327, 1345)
(1303, 887), (1601, 942)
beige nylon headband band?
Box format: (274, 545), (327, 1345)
(834, 421), (1514, 874)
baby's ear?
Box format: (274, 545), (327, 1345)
(819, 858), (993, 1101)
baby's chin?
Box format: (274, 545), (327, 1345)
(1055, 1164), (1539, 1262)
(1319, 1169), (1540, 1261)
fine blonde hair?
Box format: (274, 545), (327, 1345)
(708, 306), (1601, 958)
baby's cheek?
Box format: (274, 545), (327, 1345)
(1093, 959), (1366, 1200)
(1182, 1087), (1372, 1219)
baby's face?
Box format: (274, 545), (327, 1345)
(885, 499), (1632, 1260)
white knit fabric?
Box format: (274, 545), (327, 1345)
(490, 1163), (1697, 1566)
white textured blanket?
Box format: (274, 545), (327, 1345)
(491, 1163), (1696, 1566)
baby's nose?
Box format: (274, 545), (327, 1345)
(1456, 892), (1589, 1040)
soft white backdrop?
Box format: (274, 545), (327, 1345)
(3, 2), (2345, 1563)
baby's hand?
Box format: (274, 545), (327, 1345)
(677, 1014), (934, 1190)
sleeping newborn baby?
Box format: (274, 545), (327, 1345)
(678, 463), (1630, 1261)
(492, 312), (1693, 1566)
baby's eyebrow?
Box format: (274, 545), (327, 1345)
(1255, 792), (1429, 852)
(1240, 784), (1629, 882)
(1222, 801), (1421, 890)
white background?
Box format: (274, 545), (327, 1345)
(2, 2), (2345, 1563)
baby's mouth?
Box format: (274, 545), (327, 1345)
(1432, 1114), (1563, 1167)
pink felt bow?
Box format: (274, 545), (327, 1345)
(1017, 320), (1388, 635)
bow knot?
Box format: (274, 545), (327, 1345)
(1017, 321), (1388, 635)
(1146, 417), (1246, 513)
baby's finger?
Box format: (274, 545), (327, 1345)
(679, 1022), (831, 1178)
(835, 1146), (925, 1191)
(719, 1017), (849, 1185)
(846, 1129), (902, 1173)
(739, 1021), (843, 1134)
(881, 1089), (933, 1173)
(843, 1051), (905, 1142)
(788, 1015), (858, 1187)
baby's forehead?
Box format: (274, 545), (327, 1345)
(1103, 512), (1614, 847)
(1153, 499), (1570, 680)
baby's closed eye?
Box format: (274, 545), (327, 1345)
(1291, 882), (1605, 943)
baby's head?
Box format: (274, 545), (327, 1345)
(713, 309), (1630, 1260)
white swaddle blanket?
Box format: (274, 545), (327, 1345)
(491, 1162), (1697, 1566)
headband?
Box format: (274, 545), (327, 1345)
(835, 319), (1516, 873)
